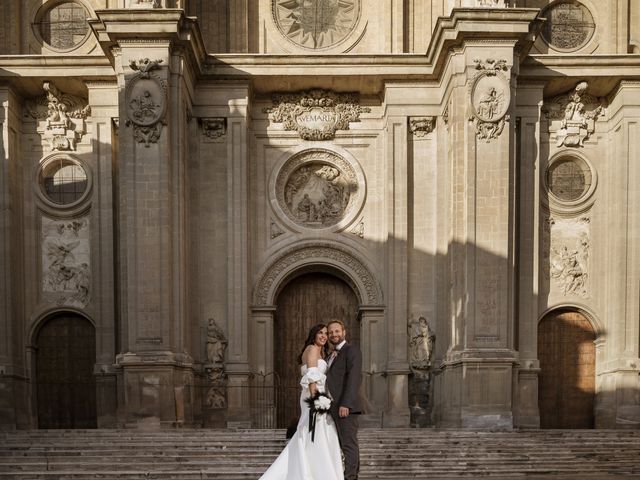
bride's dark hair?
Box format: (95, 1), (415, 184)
(297, 323), (329, 365)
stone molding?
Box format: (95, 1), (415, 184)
(199, 117), (226, 143)
(264, 89), (370, 140)
(252, 242), (383, 306)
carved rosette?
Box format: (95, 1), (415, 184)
(409, 117), (436, 138)
(468, 59), (510, 142)
(41, 216), (91, 307)
(274, 149), (364, 230)
(543, 81), (605, 147)
(264, 89), (370, 140)
(25, 82), (91, 151)
(125, 58), (167, 147)
(543, 216), (590, 298)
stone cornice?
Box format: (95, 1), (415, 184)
(521, 55), (640, 78)
(89, 9), (207, 75)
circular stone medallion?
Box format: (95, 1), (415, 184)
(541, 1), (595, 51)
(273, 0), (360, 50)
(126, 78), (165, 127)
(275, 149), (363, 230)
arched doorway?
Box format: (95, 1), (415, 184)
(538, 309), (596, 428)
(35, 312), (97, 429)
(274, 271), (360, 428)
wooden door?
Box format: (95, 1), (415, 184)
(274, 272), (360, 428)
(538, 310), (595, 428)
(36, 313), (97, 429)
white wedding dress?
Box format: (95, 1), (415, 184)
(260, 359), (344, 480)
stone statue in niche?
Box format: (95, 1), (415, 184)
(543, 81), (605, 147)
(42, 217), (91, 307)
(206, 318), (227, 364)
(285, 163), (351, 227)
(408, 317), (435, 370)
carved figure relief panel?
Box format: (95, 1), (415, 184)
(541, 1), (596, 52)
(272, 148), (365, 232)
(272, 0), (361, 51)
(468, 59), (510, 142)
(543, 216), (590, 299)
(125, 59), (167, 146)
(42, 216), (91, 307)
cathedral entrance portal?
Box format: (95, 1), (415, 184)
(274, 272), (359, 428)
(35, 313), (97, 429)
(538, 310), (596, 428)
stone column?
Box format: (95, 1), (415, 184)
(440, 46), (520, 429)
(91, 10), (202, 427)
(0, 86), (29, 429)
(360, 307), (386, 427)
(383, 113), (411, 427)
(86, 81), (119, 428)
(513, 82), (545, 428)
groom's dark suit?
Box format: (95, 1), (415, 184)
(326, 342), (362, 480)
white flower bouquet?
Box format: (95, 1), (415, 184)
(304, 391), (332, 441)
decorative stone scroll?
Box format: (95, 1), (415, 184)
(543, 81), (604, 147)
(275, 149), (362, 229)
(25, 82), (91, 151)
(200, 118), (226, 143)
(125, 58), (167, 147)
(264, 89), (370, 140)
(272, 0), (361, 50)
(543, 216), (590, 298)
(42, 216), (91, 307)
(468, 59), (510, 142)
(409, 117), (436, 138)
(253, 243), (382, 306)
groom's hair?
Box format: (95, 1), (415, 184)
(327, 319), (345, 330)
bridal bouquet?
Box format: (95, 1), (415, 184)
(304, 391), (332, 442)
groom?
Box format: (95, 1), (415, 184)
(326, 319), (362, 480)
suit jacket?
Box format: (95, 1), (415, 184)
(326, 342), (362, 414)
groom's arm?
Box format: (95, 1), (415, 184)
(340, 345), (362, 412)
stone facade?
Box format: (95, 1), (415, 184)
(1, 0), (639, 430)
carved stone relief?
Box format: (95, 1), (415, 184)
(541, 1), (595, 51)
(409, 117), (436, 138)
(476, 0), (506, 6)
(25, 82), (91, 151)
(264, 89), (370, 140)
(200, 118), (226, 143)
(350, 219), (364, 238)
(469, 59), (510, 142)
(42, 216), (91, 307)
(125, 58), (167, 147)
(275, 149), (360, 229)
(204, 366), (226, 409)
(543, 81), (605, 147)
(543, 216), (590, 298)
(270, 220), (285, 239)
(128, 0), (161, 8)
(206, 318), (227, 364)
(253, 243), (382, 306)
(272, 0), (360, 50)
(204, 318), (227, 410)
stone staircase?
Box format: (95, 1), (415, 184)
(1, 429), (639, 479)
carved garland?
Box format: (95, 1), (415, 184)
(253, 244), (382, 305)
(264, 89), (370, 140)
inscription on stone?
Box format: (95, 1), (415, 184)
(295, 108), (338, 131)
(541, 1), (595, 51)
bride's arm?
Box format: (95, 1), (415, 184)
(303, 345), (321, 397)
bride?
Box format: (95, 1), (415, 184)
(260, 324), (344, 480)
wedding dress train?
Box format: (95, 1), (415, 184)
(259, 359), (344, 480)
